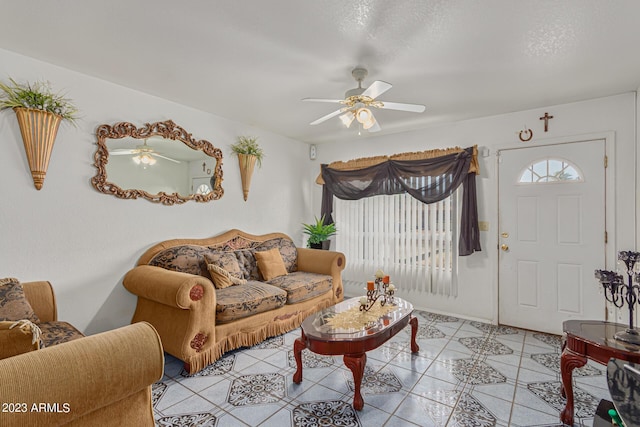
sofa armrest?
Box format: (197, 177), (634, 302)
(123, 265), (216, 309)
(0, 322), (164, 427)
(297, 248), (346, 276)
(0, 320), (40, 360)
(22, 281), (57, 322)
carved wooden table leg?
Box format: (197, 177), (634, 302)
(293, 332), (306, 384)
(344, 353), (366, 410)
(410, 316), (420, 353)
(560, 348), (587, 426)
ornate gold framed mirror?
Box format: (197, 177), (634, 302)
(92, 120), (223, 204)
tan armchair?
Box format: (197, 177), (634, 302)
(0, 321), (164, 426)
(0, 281), (84, 360)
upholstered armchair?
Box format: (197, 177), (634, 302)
(0, 321), (164, 426)
(0, 279), (84, 360)
(0, 277), (164, 426)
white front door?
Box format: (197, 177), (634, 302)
(498, 140), (606, 334)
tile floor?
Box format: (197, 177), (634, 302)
(152, 309), (610, 426)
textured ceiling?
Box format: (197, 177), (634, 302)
(1, 1), (640, 144)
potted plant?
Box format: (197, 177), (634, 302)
(0, 78), (78, 190)
(302, 215), (337, 249)
(230, 136), (264, 201)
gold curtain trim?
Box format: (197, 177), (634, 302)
(316, 145), (478, 184)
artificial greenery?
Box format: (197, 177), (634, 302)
(230, 136), (264, 167)
(0, 78), (78, 123)
(302, 215), (337, 246)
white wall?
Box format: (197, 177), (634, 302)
(0, 49), (315, 334)
(311, 92), (637, 323)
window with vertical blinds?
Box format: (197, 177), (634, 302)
(334, 189), (459, 296)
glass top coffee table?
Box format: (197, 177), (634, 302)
(292, 296), (419, 410)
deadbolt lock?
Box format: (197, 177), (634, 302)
(501, 232), (509, 238)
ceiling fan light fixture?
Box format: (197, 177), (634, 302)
(133, 153), (156, 165)
(340, 111), (356, 128)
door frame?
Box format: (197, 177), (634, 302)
(493, 131), (616, 326)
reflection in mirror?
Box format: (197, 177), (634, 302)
(92, 120), (223, 204)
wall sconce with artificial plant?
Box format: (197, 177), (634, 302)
(0, 78), (78, 190)
(230, 136), (264, 201)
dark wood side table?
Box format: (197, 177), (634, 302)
(561, 320), (640, 425)
(293, 297), (419, 410)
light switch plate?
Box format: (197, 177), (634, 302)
(478, 221), (490, 231)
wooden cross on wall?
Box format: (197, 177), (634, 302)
(539, 112), (554, 132)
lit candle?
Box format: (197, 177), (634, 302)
(360, 296), (368, 306)
(388, 284), (396, 292)
(367, 281), (375, 291)
(383, 275), (390, 284)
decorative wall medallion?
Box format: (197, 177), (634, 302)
(459, 337), (514, 356)
(451, 360), (507, 385)
(527, 381), (599, 418)
(287, 349), (334, 369)
(228, 373), (285, 406)
(152, 381), (168, 408)
(181, 354), (235, 377)
(156, 413), (217, 427)
(346, 365), (402, 394)
(292, 401), (360, 427)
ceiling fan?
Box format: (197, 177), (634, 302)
(303, 68), (426, 133)
(109, 139), (180, 165)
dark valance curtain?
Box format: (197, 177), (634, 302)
(320, 146), (481, 256)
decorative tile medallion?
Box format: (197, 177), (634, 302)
(287, 349), (334, 369)
(527, 381), (600, 418)
(228, 373), (286, 406)
(451, 360), (506, 385)
(156, 412), (217, 427)
(292, 400), (360, 427)
(181, 355), (235, 377)
(346, 365), (402, 394)
(530, 353), (602, 376)
(532, 333), (563, 349)
(152, 381), (167, 408)
(459, 337), (514, 356)
(451, 392), (497, 427)
(470, 322), (519, 335)
(253, 335), (285, 349)
(408, 324), (446, 339)
(420, 312), (460, 323)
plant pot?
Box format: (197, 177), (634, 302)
(237, 153), (257, 201)
(309, 240), (331, 250)
(13, 107), (62, 190)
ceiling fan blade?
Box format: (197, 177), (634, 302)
(361, 80), (392, 99)
(154, 153), (181, 164)
(310, 108), (347, 125)
(378, 101), (426, 113)
(109, 150), (136, 155)
(302, 98), (344, 104)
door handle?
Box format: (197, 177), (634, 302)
(501, 244), (509, 251)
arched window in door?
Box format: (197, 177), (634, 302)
(518, 158), (583, 183)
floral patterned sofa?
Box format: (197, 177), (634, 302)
(123, 229), (345, 374)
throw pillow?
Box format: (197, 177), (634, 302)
(207, 264), (247, 289)
(204, 252), (244, 280)
(0, 278), (40, 323)
(254, 248), (288, 281)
